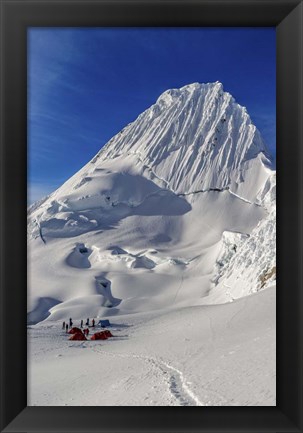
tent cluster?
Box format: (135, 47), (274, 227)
(67, 326), (113, 341)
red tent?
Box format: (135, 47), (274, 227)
(69, 332), (87, 341)
(103, 330), (113, 338)
(91, 331), (109, 340)
(68, 327), (82, 335)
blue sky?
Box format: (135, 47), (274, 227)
(28, 28), (276, 204)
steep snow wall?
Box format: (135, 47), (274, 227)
(92, 82), (272, 201)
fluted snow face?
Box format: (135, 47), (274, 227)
(95, 82), (271, 198)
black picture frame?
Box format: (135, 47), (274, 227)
(0, 0), (302, 432)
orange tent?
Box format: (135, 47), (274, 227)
(69, 332), (87, 341)
(91, 331), (109, 340)
(68, 327), (82, 335)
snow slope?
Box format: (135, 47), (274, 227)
(27, 82), (276, 406)
(28, 286), (276, 406)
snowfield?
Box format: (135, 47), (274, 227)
(27, 82), (276, 406)
(28, 286), (275, 406)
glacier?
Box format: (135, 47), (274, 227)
(27, 82), (276, 406)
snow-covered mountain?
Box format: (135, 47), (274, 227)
(27, 82), (276, 324)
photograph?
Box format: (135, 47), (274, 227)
(27, 27), (276, 407)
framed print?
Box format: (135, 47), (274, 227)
(1, 0), (302, 432)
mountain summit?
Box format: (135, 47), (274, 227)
(92, 81), (271, 198)
(28, 82), (275, 324)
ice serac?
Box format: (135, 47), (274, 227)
(27, 82), (276, 323)
(207, 173), (276, 304)
(94, 81), (272, 201)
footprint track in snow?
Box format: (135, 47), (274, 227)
(91, 346), (203, 406)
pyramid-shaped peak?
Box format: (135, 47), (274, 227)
(29, 82), (273, 215)
(93, 82), (271, 199)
